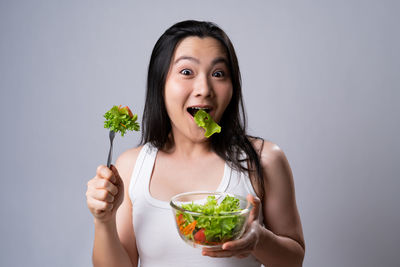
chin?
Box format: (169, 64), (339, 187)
(189, 132), (210, 143)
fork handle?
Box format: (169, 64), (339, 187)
(106, 139), (113, 168)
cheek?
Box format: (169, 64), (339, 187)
(215, 86), (233, 121)
(221, 86), (233, 109)
(164, 80), (189, 113)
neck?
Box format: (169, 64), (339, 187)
(163, 133), (213, 159)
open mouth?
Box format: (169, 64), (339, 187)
(187, 107), (211, 117)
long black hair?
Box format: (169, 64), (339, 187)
(141, 20), (264, 197)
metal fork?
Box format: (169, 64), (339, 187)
(106, 130), (115, 168)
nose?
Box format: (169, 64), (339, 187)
(193, 74), (213, 98)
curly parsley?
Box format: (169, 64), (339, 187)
(104, 105), (140, 136)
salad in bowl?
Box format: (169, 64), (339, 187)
(170, 192), (252, 248)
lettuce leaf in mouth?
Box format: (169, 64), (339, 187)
(104, 105), (140, 136)
(193, 109), (221, 138)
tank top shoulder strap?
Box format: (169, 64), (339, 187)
(128, 143), (158, 202)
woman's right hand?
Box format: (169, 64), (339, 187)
(86, 165), (124, 223)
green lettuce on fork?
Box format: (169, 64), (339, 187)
(104, 105), (140, 136)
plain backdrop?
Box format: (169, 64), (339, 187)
(1, 1), (399, 266)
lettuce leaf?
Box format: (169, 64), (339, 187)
(193, 109), (221, 138)
(104, 105), (140, 136)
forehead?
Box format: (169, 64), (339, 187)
(172, 36), (227, 60)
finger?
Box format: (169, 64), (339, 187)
(247, 194), (261, 222)
(87, 197), (114, 213)
(96, 165), (116, 184)
(87, 188), (115, 203)
(202, 248), (251, 258)
(89, 177), (119, 196)
(110, 165), (123, 186)
(222, 238), (251, 251)
(202, 249), (234, 258)
(235, 252), (250, 259)
(222, 225), (258, 251)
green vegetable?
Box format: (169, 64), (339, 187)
(104, 105), (140, 136)
(177, 195), (245, 245)
(193, 109), (221, 138)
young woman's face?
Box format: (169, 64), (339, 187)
(164, 36), (233, 142)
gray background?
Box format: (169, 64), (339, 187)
(1, 0), (399, 266)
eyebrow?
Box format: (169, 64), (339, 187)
(174, 56), (200, 64)
(212, 57), (229, 66)
(173, 56), (228, 66)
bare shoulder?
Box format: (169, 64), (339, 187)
(116, 145), (143, 163)
(115, 145), (144, 184)
(250, 138), (289, 171)
(261, 141), (289, 170)
(250, 138), (294, 194)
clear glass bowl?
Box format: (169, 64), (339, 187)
(170, 191), (252, 249)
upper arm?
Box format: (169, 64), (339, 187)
(114, 147), (142, 266)
(256, 140), (305, 250)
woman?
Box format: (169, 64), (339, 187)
(86, 20), (305, 267)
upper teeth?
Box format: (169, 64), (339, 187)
(187, 107), (210, 116)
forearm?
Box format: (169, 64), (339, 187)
(252, 224), (305, 267)
(93, 219), (135, 267)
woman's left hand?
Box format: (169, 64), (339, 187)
(202, 194), (262, 258)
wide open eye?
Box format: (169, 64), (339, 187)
(180, 69), (193, 76)
(212, 70), (225, 78)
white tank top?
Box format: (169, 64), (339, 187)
(129, 143), (263, 267)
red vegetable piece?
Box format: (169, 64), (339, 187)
(117, 105), (134, 118)
(194, 228), (206, 243)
